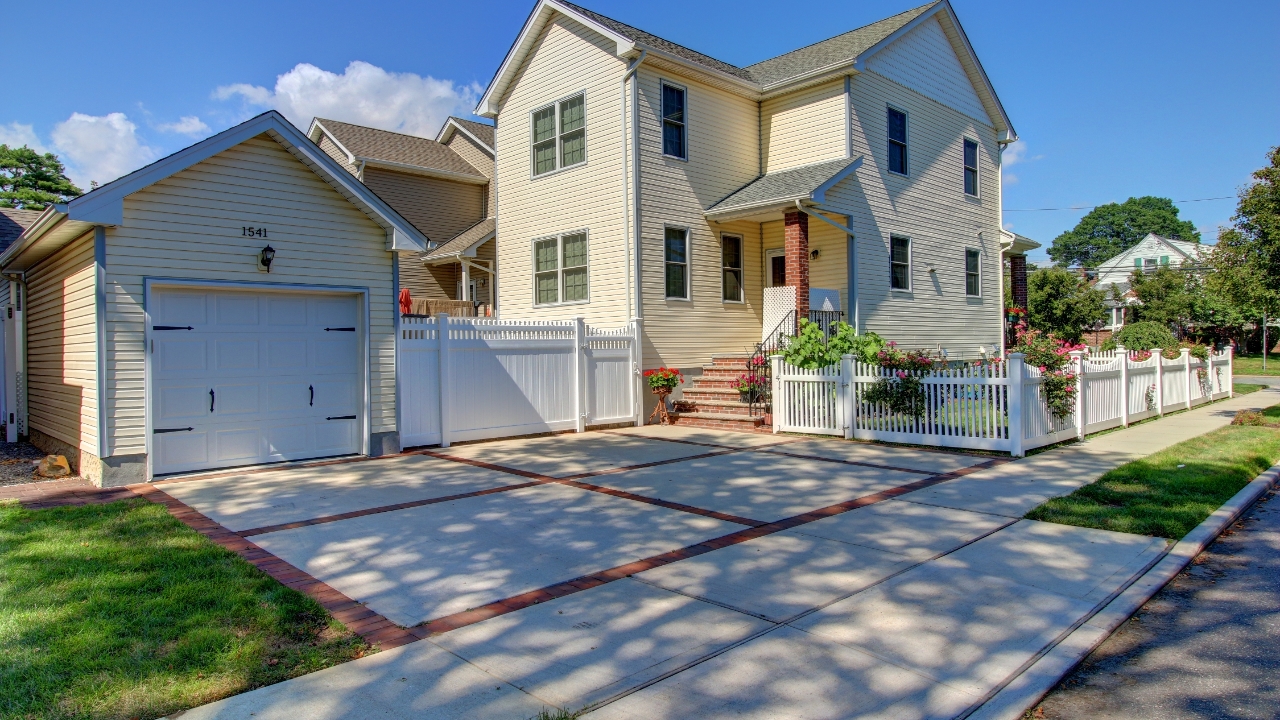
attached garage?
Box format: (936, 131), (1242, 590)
(0, 111), (429, 486)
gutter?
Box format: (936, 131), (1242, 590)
(0, 205), (67, 270)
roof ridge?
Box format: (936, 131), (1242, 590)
(316, 117), (446, 145)
(744, 1), (940, 71)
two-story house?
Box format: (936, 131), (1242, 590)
(308, 116), (498, 312)
(1094, 233), (1204, 333)
(478, 0), (1017, 424)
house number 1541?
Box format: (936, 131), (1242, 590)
(242, 227), (269, 238)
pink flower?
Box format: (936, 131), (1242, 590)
(888, 341), (897, 347)
(896, 370), (907, 379)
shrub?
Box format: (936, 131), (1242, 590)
(1101, 321), (1176, 352)
(782, 320), (884, 369)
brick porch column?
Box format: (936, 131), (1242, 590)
(784, 210), (810, 319)
(1010, 254), (1028, 309)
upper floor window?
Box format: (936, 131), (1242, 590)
(532, 93), (586, 176)
(662, 83), (687, 159)
(965, 248), (981, 295)
(963, 139), (979, 196)
(890, 235), (911, 290)
(665, 227), (689, 299)
(721, 235), (743, 302)
(887, 107), (908, 175)
(1134, 256), (1171, 274)
(534, 231), (589, 305)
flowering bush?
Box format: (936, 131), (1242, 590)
(643, 367), (684, 392)
(861, 343), (938, 418)
(875, 342), (936, 372)
(1010, 327), (1082, 420)
(734, 373), (767, 396)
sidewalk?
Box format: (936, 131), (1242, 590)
(168, 389), (1279, 720)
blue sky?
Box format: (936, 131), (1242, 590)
(4, 0), (1276, 264)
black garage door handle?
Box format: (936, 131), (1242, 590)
(154, 427), (194, 434)
(154, 325), (194, 331)
(325, 415), (357, 421)
(309, 385), (314, 406)
(209, 389), (215, 413)
(325, 327), (355, 332)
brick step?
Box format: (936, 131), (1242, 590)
(708, 354), (753, 368)
(698, 365), (761, 378)
(682, 387), (748, 401)
(680, 401), (757, 417)
(669, 411), (765, 432)
(687, 378), (740, 390)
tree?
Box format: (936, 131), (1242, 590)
(0, 145), (83, 209)
(1026, 267), (1106, 343)
(1101, 321), (1176, 352)
(1208, 146), (1280, 362)
(1047, 196), (1200, 268)
(1129, 265), (1197, 332)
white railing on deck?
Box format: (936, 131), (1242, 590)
(398, 314), (639, 448)
(772, 345), (1233, 456)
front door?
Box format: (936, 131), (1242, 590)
(767, 250), (786, 287)
(149, 288), (362, 475)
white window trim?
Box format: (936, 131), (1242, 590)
(886, 105), (909, 177)
(964, 247), (981, 297)
(720, 233), (745, 304)
(664, 225), (691, 301)
(889, 234), (912, 292)
(765, 247), (785, 288)
(660, 79), (689, 162)
(531, 229), (591, 307)
(963, 137), (980, 198)
(529, 90), (588, 179)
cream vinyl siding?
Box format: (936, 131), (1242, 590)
(761, 79), (847, 173)
(828, 70), (1001, 356)
(25, 232), (97, 454)
(762, 213), (848, 308)
(493, 15), (628, 327)
(635, 67), (763, 369)
(103, 134), (396, 456)
(444, 133), (495, 215)
(398, 252), (455, 301)
(317, 135), (355, 174)
(865, 17), (989, 125)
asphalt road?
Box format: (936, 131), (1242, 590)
(1030, 489), (1280, 719)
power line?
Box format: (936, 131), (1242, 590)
(1004, 196), (1235, 212)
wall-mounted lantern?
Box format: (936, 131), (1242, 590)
(259, 245), (276, 273)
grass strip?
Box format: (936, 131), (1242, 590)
(0, 498), (369, 720)
(1233, 382), (1267, 395)
(1231, 353), (1280, 377)
(1025, 420), (1280, 539)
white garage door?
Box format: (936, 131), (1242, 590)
(150, 288), (362, 476)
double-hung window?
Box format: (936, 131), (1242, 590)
(532, 93), (586, 176)
(963, 138), (979, 196)
(890, 236), (911, 290)
(887, 107), (908, 175)
(721, 235), (743, 302)
(662, 83), (687, 159)
(534, 231), (589, 305)
(965, 248), (981, 296)
(665, 227), (689, 299)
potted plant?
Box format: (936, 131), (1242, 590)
(734, 373), (767, 403)
(643, 367), (685, 425)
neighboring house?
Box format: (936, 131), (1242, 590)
(478, 0), (1017, 404)
(307, 116), (497, 310)
(1002, 230), (1039, 339)
(0, 207), (43, 435)
(0, 111), (429, 486)
(1095, 233), (1204, 332)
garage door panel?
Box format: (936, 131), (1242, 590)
(216, 295), (260, 326)
(151, 288), (363, 476)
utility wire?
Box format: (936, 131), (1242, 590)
(1004, 196), (1235, 212)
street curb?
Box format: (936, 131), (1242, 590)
(968, 463), (1280, 720)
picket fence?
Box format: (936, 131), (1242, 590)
(398, 314), (639, 448)
(772, 346), (1233, 456)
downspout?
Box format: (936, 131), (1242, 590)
(8, 275), (26, 440)
(621, 50), (646, 322)
(997, 143), (1007, 356)
(795, 201), (860, 330)
(94, 227), (109, 460)
(843, 74), (856, 331)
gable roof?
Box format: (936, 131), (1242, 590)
(425, 217), (496, 262)
(1, 111), (429, 273)
(705, 156), (863, 221)
(477, 0), (1014, 138)
(1097, 234), (1202, 270)
(309, 118), (487, 183)
(436, 117), (495, 153)
(0, 208), (42, 253)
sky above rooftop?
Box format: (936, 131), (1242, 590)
(4, 0), (1275, 264)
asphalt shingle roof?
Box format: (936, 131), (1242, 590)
(447, 117), (495, 149)
(426, 216), (496, 259)
(706, 157), (860, 215)
(0, 208), (42, 252)
(558, 1), (938, 88)
(316, 119), (485, 178)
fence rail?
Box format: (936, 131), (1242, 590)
(398, 314), (638, 448)
(772, 346), (1233, 456)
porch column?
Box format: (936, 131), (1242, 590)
(784, 210), (810, 319)
(1010, 255), (1028, 309)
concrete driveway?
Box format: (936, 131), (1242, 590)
(160, 426), (1172, 720)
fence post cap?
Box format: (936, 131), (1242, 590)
(1114, 344), (1126, 351)
(1179, 347), (1191, 356)
(1007, 352), (1026, 360)
(1068, 349), (1087, 357)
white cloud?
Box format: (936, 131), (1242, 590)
(51, 112), (157, 188)
(215, 61), (481, 138)
(157, 115), (211, 136)
(1001, 140), (1044, 187)
(0, 122), (47, 152)
(1003, 222), (1015, 231)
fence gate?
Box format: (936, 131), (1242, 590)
(771, 358), (845, 436)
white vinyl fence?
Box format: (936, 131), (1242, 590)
(772, 346), (1233, 456)
(398, 315), (639, 448)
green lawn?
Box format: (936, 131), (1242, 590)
(1232, 353), (1280, 376)
(1234, 382), (1268, 395)
(0, 498), (369, 720)
(1025, 417), (1280, 539)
